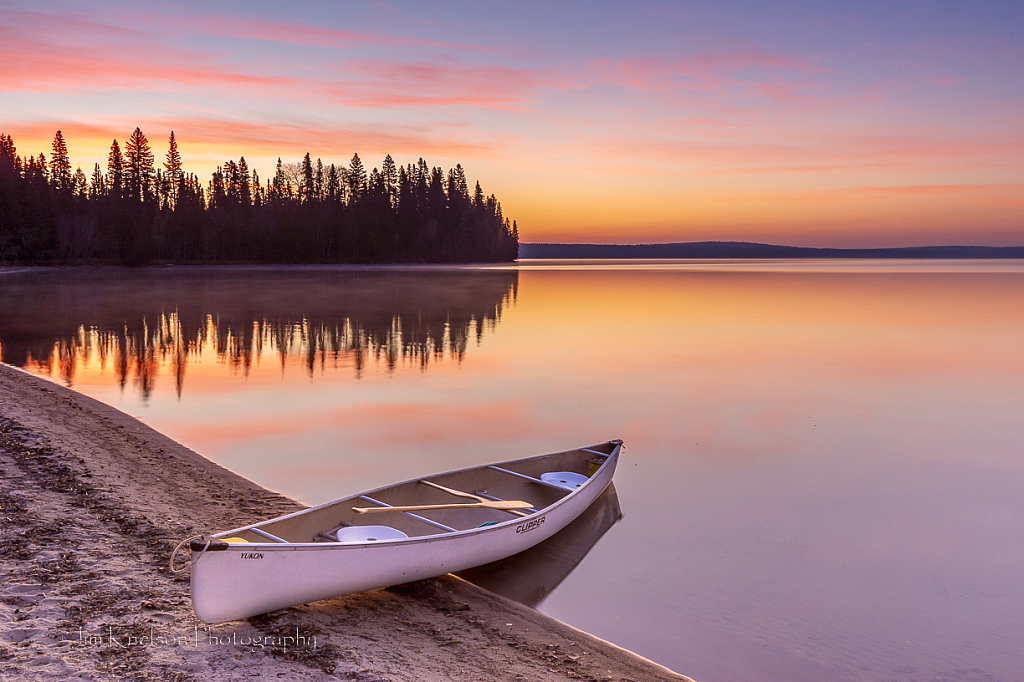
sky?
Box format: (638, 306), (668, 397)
(1, 0), (1022, 247)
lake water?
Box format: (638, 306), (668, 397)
(2, 261), (1023, 682)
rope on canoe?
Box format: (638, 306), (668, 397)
(170, 534), (209, 574)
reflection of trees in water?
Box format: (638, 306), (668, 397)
(1, 268), (518, 398)
(45, 312), (494, 398)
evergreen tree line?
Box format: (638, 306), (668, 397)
(0, 129), (519, 264)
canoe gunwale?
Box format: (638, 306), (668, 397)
(205, 441), (621, 551)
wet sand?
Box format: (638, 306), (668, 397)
(0, 363), (691, 682)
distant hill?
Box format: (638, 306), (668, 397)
(519, 241), (1024, 259)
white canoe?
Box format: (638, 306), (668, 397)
(189, 440), (621, 623)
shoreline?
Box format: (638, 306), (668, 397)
(0, 363), (691, 681)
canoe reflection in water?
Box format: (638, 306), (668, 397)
(456, 483), (622, 608)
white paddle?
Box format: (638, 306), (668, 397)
(352, 500), (533, 514)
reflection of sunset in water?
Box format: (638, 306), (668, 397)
(20, 313), (486, 398)
(3, 261), (1024, 681)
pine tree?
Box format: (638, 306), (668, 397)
(326, 164), (341, 202)
(251, 169), (262, 208)
(300, 153), (314, 202)
(107, 140), (124, 199)
(0, 134), (16, 170)
(50, 130), (72, 192)
(315, 158), (324, 201)
(381, 154), (398, 204)
(238, 157), (251, 208)
(428, 167), (447, 219)
(90, 163), (105, 198)
(220, 161), (237, 207)
(164, 131), (183, 206)
(272, 158), (288, 200)
(72, 167), (88, 197)
(347, 153), (366, 200)
(368, 168), (383, 193)
(473, 180), (484, 208)
(154, 169), (166, 208)
(209, 165), (227, 209)
(450, 164), (468, 200)
(123, 127), (155, 203)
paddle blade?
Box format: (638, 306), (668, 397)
(489, 500), (534, 510)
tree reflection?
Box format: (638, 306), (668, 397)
(0, 268), (518, 398)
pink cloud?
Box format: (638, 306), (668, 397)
(585, 51), (855, 115)
(572, 129), (1024, 176)
(590, 50), (834, 91)
(675, 51), (835, 77)
(166, 14), (499, 53)
(0, 15), (298, 94)
(159, 117), (493, 158)
(0, 8), (149, 42)
(327, 59), (577, 110)
(0, 7), (560, 111)
(0, 50), (298, 95)
(749, 77), (819, 104)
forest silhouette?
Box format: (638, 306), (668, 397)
(0, 130), (519, 264)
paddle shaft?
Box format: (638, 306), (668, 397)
(352, 500), (532, 514)
(420, 479), (488, 503)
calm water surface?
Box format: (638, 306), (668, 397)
(3, 261), (1023, 682)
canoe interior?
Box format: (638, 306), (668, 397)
(216, 442), (618, 545)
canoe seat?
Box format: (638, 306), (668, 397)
(333, 525), (408, 544)
(540, 471), (589, 491)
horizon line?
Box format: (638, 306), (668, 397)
(521, 240), (1024, 249)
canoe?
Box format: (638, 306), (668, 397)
(188, 440), (622, 623)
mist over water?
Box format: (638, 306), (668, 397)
(3, 261), (1023, 682)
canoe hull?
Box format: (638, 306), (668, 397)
(191, 443), (619, 623)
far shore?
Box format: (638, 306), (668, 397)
(0, 363), (691, 682)
(518, 241), (1024, 259)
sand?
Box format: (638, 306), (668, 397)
(0, 363), (692, 681)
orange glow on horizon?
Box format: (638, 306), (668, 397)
(504, 183), (1024, 247)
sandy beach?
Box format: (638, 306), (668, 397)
(0, 363), (691, 681)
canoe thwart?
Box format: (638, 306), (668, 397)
(420, 479), (488, 501)
(249, 528), (289, 543)
(487, 465), (586, 492)
(357, 495), (459, 532)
